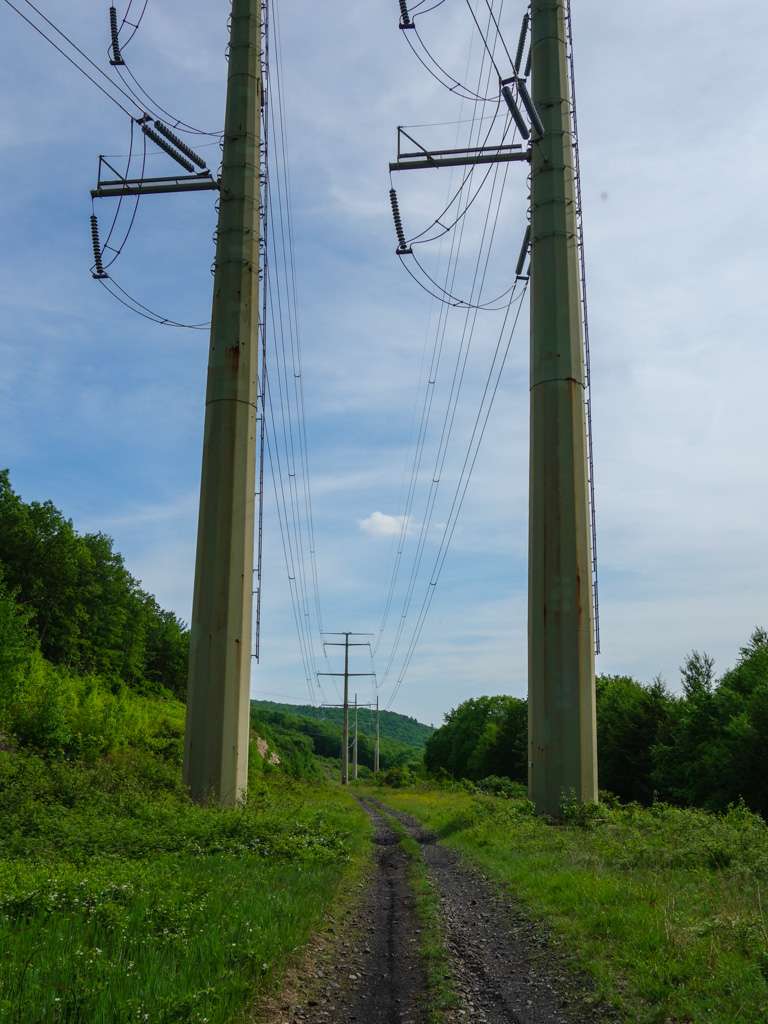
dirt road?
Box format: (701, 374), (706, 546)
(260, 796), (619, 1024)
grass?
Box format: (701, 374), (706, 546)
(374, 804), (457, 1024)
(0, 727), (371, 1023)
(374, 785), (768, 1024)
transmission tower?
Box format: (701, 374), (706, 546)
(388, 0), (598, 816)
(183, 0), (263, 806)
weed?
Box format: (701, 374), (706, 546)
(376, 787), (768, 1024)
(0, 723), (371, 1023)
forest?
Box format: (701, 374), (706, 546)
(0, 470), (188, 699)
(425, 639), (768, 816)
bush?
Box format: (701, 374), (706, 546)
(382, 765), (414, 788)
(1, 654), (167, 760)
(560, 790), (609, 828)
(477, 775), (528, 799)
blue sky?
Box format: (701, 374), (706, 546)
(2, 0), (767, 726)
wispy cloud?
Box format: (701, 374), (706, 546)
(359, 511), (409, 539)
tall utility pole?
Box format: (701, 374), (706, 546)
(183, 0), (262, 806)
(374, 695), (380, 774)
(342, 641), (350, 784)
(318, 633), (375, 785)
(527, 0), (597, 816)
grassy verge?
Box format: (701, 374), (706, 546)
(374, 786), (768, 1024)
(373, 803), (457, 1023)
(0, 736), (371, 1023)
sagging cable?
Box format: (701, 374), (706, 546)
(398, 0), (414, 29)
(516, 78), (544, 138)
(502, 85), (530, 140)
(389, 188), (412, 254)
(108, 6), (124, 65)
(140, 123), (195, 172)
(90, 215), (108, 279)
(514, 12), (529, 74)
(515, 224), (531, 278)
(154, 121), (207, 169)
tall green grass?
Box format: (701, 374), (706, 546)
(0, 704), (371, 1023)
(376, 787), (768, 1024)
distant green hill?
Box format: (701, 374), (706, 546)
(250, 701), (433, 774)
(250, 700), (433, 749)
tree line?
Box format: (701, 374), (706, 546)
(0, 469), (188, 698)
(251, 700), (434, 749)
(250, 705), (421, 774)
(424, 633), (768, 817)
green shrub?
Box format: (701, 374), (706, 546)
(560, 789), (609, 828)
(477, 775), (528, 799)
(1, 655), (162, 760)
(382, 765), (414, 788)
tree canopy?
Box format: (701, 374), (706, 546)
(425, 636), (768, 817)
(0, 470), (188, 697)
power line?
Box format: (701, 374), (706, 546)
(478, 0), (516, 71)
(97, 119), (139, 265)
(381, 130), (516, 688)
(394, 100), (506, 249)
(386, 284), (529, 710)
(97, 276), (209, 329)
(410, 0), (449, 15)
(265, 177), (318, 684)
(267, 0), (326, 660)
(264, 392), (317, 702)
(18, 0), (150, 114)
(565, 0), (600, 655)
(115, 64), (223, 137)
(2, 0), (137, 118)
(116, 0), (149, 52)
(377, 19), (490, 653)
(265, 418), (316, 702)
(375, 0), (508, 657)
(462, 0), (503, 79)
(258, 0), (326, 695)
(403, 26), (497, 103)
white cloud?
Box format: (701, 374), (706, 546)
(359, 511), (409, 539)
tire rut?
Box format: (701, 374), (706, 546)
(369, 798), (622, 1024)
(264, 801), (427, 1024)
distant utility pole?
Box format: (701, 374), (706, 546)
(353, 694), (359, 780)
(374, 695), (380, 774)
(318, 633), (375, 785)
(527, 0), (597, 816)
(183, 0), (262, 806)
